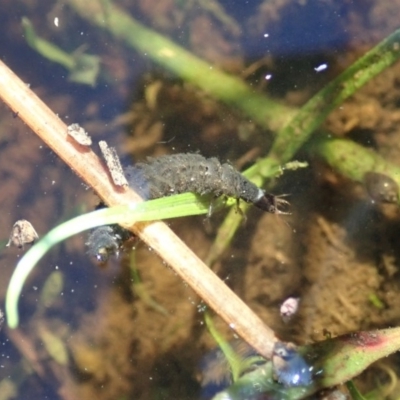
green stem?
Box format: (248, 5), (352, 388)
(67, 0), (295, 132)
(210, 28), (400, 264)
(309, 135), (400, 184)
(346, 381), (368, 400)
(308, 135), (400, 202)
(205, 207), (247, 267)
(67, 1), (400, 269)
(6, 193), (211, 329)
(66, 1), (400, 179)
(268, 28), (400, 164)
(22, 17), (75, 70)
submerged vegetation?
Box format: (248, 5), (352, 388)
(1, 1), (400, 399)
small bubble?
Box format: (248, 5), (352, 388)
(314, 63), (328, 72)
(197, 304), (207, 313)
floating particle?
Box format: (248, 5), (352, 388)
(364, 171), (399, 204)
(99, 141), (128, 187)
(280, 297), (300, 323)
(7, 219), (39, 248)
(67, 123), (92, 146)
(314, 63), (328, 72)
(272, 342), (313, 387)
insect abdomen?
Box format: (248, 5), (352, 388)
(125, 153), (261, 203)
(219, 162), (260, 202)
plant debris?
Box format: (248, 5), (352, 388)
(6, 220), (39, 248)
(99, 141), (128, 187)
(67, 123), (92, 146)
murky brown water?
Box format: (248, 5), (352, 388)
(2, 1), (400, 399)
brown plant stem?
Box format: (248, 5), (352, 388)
(0, 59), (278, 359)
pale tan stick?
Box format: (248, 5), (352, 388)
(0, 59), (279, 359)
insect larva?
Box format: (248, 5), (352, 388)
(124, 153), (289, 213)
(88, 153), (289, 261)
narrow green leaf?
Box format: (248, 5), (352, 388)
(22, 17), (74, 69)
(6, 192), (212, 328)
(38, 271), (64, 309)
(38, 326), (69, 365)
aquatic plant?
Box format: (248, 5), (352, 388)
(1, 4), (400, 398)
